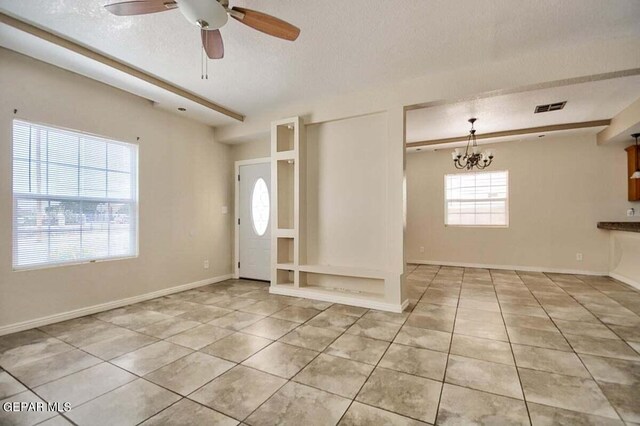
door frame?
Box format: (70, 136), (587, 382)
(234, 157), (271, 279)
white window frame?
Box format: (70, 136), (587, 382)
(12, 119), (139, 271)
(444, 170), (509, 228)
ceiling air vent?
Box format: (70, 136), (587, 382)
(534, 101), (567, 113)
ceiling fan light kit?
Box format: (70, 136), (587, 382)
(104, 0), (300, 63)
(451, 118), (495, 170)
(178, 0), (228, 29)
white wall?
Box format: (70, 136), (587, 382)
(0, 48), (233, 331)
(406, 133), (637, 273)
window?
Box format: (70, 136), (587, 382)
(12, 119), (138, 269)
(445, 170), (508, 226)
(251, 178), (270, 236)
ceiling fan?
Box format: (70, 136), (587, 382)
(104, 0), (300, 60)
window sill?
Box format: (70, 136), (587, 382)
(444, 224), (509, 228)
(13, 254), (138, 272)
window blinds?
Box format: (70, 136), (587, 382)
(445, 170), (509, 226)
(12, 119), (138, 269)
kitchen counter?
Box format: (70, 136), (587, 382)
(597, 222), (640, 233)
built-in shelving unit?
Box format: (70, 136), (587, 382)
(269, 116), (405, 312)
(271, 117), (304, 288)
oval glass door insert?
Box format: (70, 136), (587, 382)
(251, 178), (270, 236)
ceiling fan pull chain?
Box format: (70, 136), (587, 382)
(201, 34), (208, 79)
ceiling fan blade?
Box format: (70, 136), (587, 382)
(202, 29), (224, 59)
(230, 7), (300, 41)
(104, 0), (175, 16)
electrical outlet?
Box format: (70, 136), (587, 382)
(576, 253), (583, 261)
(628, 208), (636, 217)
(420, 246), (425, 253)
(203, 260), (210, 269)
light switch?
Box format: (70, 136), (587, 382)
(221, 206), (229, 215)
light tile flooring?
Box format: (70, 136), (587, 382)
(1, 265), (640, 425)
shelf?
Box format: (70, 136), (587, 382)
(298, 264), (387, 280)
(276, 263), (296, 270)
(276, 160), (295, 229)
(275, 228), (294, 237)
(269, 284), (405, 313)
(275, 123), (295, 152)
(275, 269), (295, 286)
(276, 237), (295, 264)
(275, 151), (295, 161)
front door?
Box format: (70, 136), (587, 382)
(239, 162), (271, 281)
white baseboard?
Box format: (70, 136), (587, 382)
(609, 272), (640, 291)
(0, 274), (233, 337)
(407, 260), (608, 276)
(269, 286), (408, 313)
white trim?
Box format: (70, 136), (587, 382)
(234, 157), (271, 280)
(11, 119), (140, 270)
(407, 259), (608, 276)
(609, 272), (640, 291)
(444, 170), (510, 228)
(269, 286), (408, 313)
(12, 254), (138, 272)
(0, 273), (233, 336)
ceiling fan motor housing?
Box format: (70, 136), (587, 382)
(177, 0), (228, 29)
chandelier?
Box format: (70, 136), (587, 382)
(452, 118), (494, 170)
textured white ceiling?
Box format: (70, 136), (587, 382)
(1, 0), (639, 124)
(406, 76), (640, 143)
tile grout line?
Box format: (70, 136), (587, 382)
(4, 272), (638, 424)
(150, 313), (313, 423)
(92, 283), (291, 424)
(494, 269), (533, 426)
(536, 272), (629, 421)
(521, 271), (625, 422)
(564, 274), (640, 356)
(16, 283), (284, 423)
(0, 274), (526, 423)
(152, 291), (374, 423)
(432, 265), (461, 426)
(196, 302), (374, 423)
(333, 280), (418, 425)
(237, 310), (364, 424)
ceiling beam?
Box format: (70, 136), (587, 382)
(406, 120), (611, 148)
(0, 12), (245, 122)
(597, 97), (640, 145)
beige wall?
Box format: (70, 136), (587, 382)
(406, 133), (637, 273)
(305, 113), (388, 269)
(0, 49), (233, 330)
(231, 139), (269, 163)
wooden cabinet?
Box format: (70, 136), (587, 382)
(626, 145), (640, 201)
